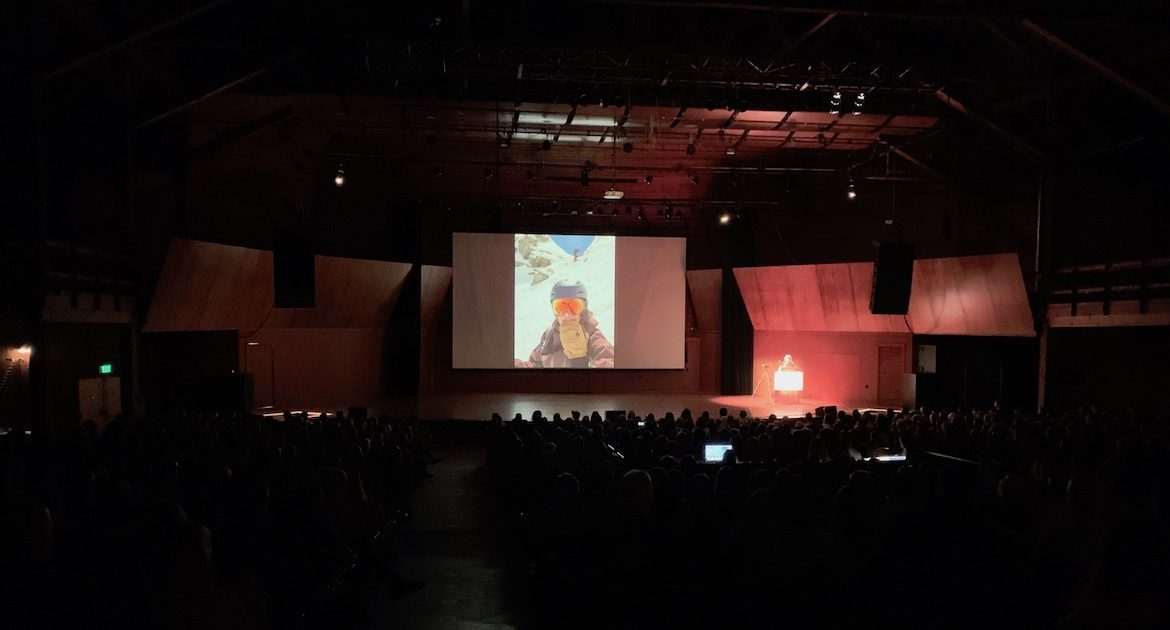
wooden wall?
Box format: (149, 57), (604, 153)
(735, 253), (1034, 336)
(145, 239), (412, 409)
(145, 238), (412, 331)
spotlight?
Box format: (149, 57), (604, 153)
(725, 146), (736, 156)
(622, 141), (634, 153)
(484, 167), (494, 180)
(664, 205), (674, 219)
(644, 174), (654, 184)
(637, 208), (645, 220)
(432, 166), (443, 178)
(17, 345), (32, 355)
(686, 143), (696, 155)
(847, 179), (857, 200)
(498, 135), (511, 148)
(718, 212), (732, 225)
(852, 92), (866, 115)
(829, 91), (842, 116)
(542, 139), (552, 151)
(586, 207), (595, 215)
(603, 188), (625, 200)
(526, 169), (536, 181)
(690, 175), (700, 186)
(333, 165), (346, 187)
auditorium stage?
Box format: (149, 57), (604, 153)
(371, 393), (873, 422)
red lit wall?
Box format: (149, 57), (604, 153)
(753, 331), (912, 407)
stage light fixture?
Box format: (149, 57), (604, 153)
(664, 205), (674, 219)
(432, 166), (443, 178)
(829, 91), (842, 116)
(603, 188), (625, 200)
(718, 212), (732, 225)
(542, 139), (552, 151)
(637, 208), (645, 220)
(847, 179), (857, 200)
(333, 165), (346, 187)
(484, 167), (494, 180)
(625, 205), (632, 215)
(644, 174), (654, 184)
(852, 92), (866, 115)
(526, 169), (536, 181)
(686, 143), (696, 155)
(586, 207), (595, 215)
(725, 145), (736, 156)
(622, 141), (634, 153)
(690, 175), (700, 186)
(498, 135), (511, 148)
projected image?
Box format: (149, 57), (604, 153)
(513, 234), (615, 368)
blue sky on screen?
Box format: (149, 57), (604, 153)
(549, 234), (595, 255)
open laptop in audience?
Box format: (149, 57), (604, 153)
(703, 443), (735, 464)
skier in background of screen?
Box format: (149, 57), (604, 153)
(514, 280), (614, 368)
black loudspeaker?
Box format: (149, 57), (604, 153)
(870, 241), (915, 315)
(274, 230), (315, 308)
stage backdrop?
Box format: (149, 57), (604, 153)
(735, 253), (1033, 408)
(146, 238), (411, 409)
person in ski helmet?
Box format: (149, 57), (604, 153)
(515, 279), (614, 368)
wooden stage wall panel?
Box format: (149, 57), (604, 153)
(145, 238), (412, 331)
(419, 265), (453, 394)
(734, 253), (1034, 336)
(908, 254), (1034, 336)
(686, 269), (722, 332)
(735, 262), (909, 333)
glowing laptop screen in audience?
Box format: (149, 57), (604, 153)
(704, 443), (733, 463)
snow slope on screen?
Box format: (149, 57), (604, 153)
(514, 235), (615, 362)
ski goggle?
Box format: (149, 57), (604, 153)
(551, 297), (586, 316)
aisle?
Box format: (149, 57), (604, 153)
(365, 449), (526, 629)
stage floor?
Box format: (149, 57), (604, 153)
(368, 393), (873, 422)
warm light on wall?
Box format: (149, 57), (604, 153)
(17, 345), (32, 355)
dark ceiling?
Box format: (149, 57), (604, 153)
(6, 1), (1170, 264)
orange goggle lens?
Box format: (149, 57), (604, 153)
(552, 297), (586, 315)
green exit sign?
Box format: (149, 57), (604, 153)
(99, 363), (113, 375)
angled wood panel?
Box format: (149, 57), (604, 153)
(145, 239), (411, 332)
(908, 254), (1034, 336)
(735, 253), (1034, 336)
(735, 263), (909, 333)
(420, 265), (453, 330)
(685, 269), (722, 332)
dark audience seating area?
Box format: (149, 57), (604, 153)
(5, 404), (1169, 629)
(0, 412), (429, 629)
(488, 407), (1170, 629)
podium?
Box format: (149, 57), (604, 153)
(773, 369), (804, 403)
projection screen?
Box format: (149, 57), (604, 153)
(452, 233), (686, 369)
